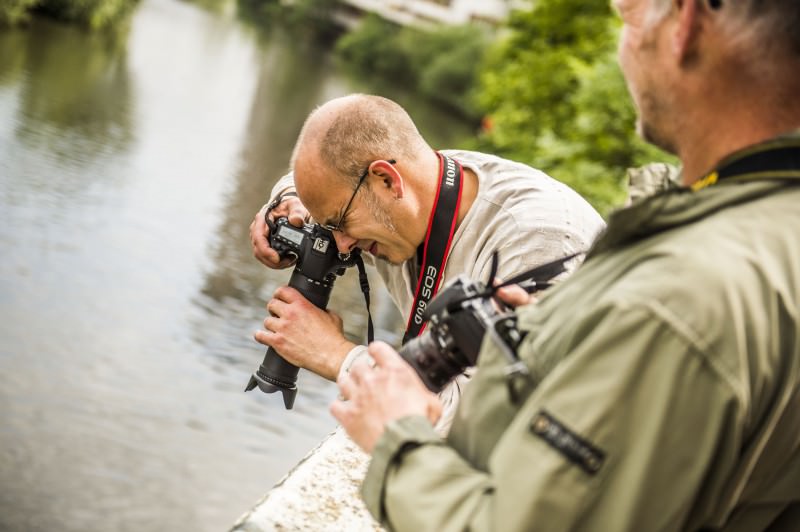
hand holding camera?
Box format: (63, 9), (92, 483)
(332, 341), (443, 454)
(249, 191), (309, 269)
(334, 252), (577, 452)
(260, 285), (355, 382)
(398, 275), (523, 393)
(246, 216), (361, 409)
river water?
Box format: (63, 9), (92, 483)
(0, 1), (473, 530)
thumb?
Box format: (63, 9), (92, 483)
(287, 199), (309, 226)
(495, 284), (532, 308)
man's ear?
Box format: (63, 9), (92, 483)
(672, 0), (703, 63)
(370, 160), (404, 200)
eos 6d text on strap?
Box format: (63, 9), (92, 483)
(403, 152), (463, 344)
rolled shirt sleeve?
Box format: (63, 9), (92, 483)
(269, 172), (296, 202)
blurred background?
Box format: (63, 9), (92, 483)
(0, 0), (671, 530)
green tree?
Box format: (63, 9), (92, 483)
(237, 0), (340, 39)
(477, 0), (674, 214)
(335, 14), (409, 79)
(0, 0), (138, 29)
(0, 0), (39, 25)
(335, 15), (488, 119)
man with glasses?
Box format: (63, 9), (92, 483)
(250, 93), (604, 430)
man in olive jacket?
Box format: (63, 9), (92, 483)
(330, 0), (800, 530)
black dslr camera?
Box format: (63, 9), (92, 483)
(398, 252), (577, 395)
(398, 275), (523, 393)
(245, 217), (360, 409)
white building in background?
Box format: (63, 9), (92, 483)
(336, 0), (528, 28)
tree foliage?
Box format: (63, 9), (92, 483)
(35, 0), (137, 29)
(335, 14), (488, 120)
(329, 0), (677, 214)
(237, 0), (340, 39)
(0, 0), (138, 29)
(0, 0), (40, 25)
(476, 0), (675, 214)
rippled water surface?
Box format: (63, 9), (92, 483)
(0, 2), (472, 530)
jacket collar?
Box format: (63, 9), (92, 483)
(588, 130), (800, 258)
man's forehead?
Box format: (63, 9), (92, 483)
(294, 167), (343, 223)
(293, 152), (331, 194)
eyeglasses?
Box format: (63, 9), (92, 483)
(321, 159), (395, 233)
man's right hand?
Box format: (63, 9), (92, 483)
(254, 286), (356, 382)
(250, 193), (309, 269)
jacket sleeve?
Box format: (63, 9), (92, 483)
(362, 301), (741, 532)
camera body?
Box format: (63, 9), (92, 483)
(268, 217), (358, 307)
(399, 275), (523, 393)
(245, 217), (360, 409)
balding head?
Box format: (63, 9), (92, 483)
(288, 95), (438, 264)
(291, 94), (430, 189)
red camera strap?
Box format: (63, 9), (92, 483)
(402, 153), (464, 344)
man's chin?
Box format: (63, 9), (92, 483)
(374, 253), (403, 266)
(637, 112), (677, 155)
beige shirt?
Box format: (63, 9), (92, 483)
(271, 149), (605, 431)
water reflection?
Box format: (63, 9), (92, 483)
(16, 19), (134, 163)
(0, 26), (30, 83)
(191, 26), (348, 423)
(0, 17), (134, 207)
(0, 1), (474, 531)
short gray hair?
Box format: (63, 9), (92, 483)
(292, 94), (429, 187)
(647, 0), (800, 58)
(741, 0), (800, 58)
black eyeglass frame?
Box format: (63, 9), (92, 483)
(321, 159), (396, 233)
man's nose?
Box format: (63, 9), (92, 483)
(333, 231), (357, 254)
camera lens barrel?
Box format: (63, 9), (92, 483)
(246, 218), (359, 410)
(398, 282), (500, 394)
(246, 349), (299, 409)
(245, 269), (335, 409)
(287, 270), (334, 309)
(399, 332), (461, 393)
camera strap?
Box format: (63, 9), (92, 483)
(403, 153), (464, 344)
(689, 137), (800, 191)
(442, 250), (585, 315)
(483, 250), (585, 404)
(354, 254), (375, 344)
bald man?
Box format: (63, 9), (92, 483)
(250, 94), (605, 429)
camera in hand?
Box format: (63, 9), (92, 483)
(398, 275), (523, 394)
(245, 217), (360, 409)
(398, 251), (579, 396)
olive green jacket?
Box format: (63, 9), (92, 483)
(362, 133), (800, 531)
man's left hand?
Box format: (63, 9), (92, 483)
(331, 342), (442, 454)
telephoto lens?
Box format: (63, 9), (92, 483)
(246, 218), (359, 409)
(398, 275), (506, 393)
